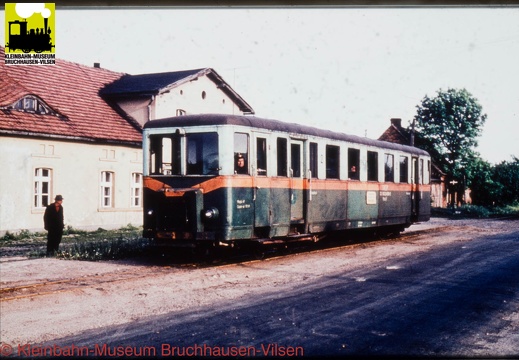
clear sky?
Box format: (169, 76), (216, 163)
(2, 6), (518, 164)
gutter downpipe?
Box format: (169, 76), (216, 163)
(147, 95), (155, 122)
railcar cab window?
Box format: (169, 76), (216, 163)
(187, 133), (219, 175)
(384, 154), (395, 182)
(234, 133), (249, 175)
(149, 133), (219, 176)
(348, 148), (360, 180)
(149, 135), (181, 175)
(326, 145), (340, 179)
(256, 138), (267, 176)
(367, 151), (379, 181)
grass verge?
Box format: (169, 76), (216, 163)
(432, 204), (519, 219)
(1, 224), (150, 260)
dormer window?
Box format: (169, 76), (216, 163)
(11, 95), (57, 116)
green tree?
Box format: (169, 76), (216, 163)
(492, 157), (519, 206)
(413, 88), (487, 207)
(466, 156), (498, 206)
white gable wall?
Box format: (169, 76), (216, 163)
(154, 76), (240, 119)
(115, 97), (152, 128)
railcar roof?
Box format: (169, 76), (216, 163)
(144, 114), (429, 156)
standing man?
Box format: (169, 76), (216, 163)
(44, 195), (64, 255)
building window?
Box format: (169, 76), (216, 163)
(12, 95), (56, 116)
(201, 91), (206, 99)
(101, 171), (114, 208)
(131, 173), (142, 207)
(348, 148), (360, 180)
(326, 145), (340, 179)
(384, 154), (394, 182)
(399, 156), (409, 183)
(34, 168), (51, 208)
(367, 151), (379, 181)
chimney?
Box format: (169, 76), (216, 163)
(94, 62), (100, 68)
(390, 118), (402, 128)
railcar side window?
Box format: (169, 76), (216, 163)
(149, 135), (181, 175)
(411, 158), (419, 185)
(234, 133), (249, 175)
(291, 143), (302, 178)
(187, 133), (219, 175)
(277, 138), (288, 177)
(326, 145), (340, 179)
(426, 160), (431, 184)
(420, 159), (424, 185)
(256, 137), (267, 176)
(367, 151), (379, 181)
(399, 156), (409, 183)
(384, 154), (394, 182)
(348, 148), (360, 180)
(309, 142), (318, 178)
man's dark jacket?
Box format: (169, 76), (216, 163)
(44, 203), (64, 231)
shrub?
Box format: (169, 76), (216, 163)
(457, 205), (490, 218)
(57, 236), (150, 261)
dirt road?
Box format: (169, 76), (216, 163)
(1, 218), (518, 356)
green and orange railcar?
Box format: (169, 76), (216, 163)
(142, 114), (430, 249)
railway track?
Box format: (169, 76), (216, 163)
(0, 227), (443, 302)
(0, 269), (157, 301)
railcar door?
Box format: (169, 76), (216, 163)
(290, 140), (305, 227)
(253, 135), (270, 230)
(411, 156), (420, 221)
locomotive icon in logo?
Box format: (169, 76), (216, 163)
(5, 3), (55, 53)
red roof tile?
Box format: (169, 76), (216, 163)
(1, 46), (141, 144)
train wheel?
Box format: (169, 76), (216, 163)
(22, 48), (31, 53)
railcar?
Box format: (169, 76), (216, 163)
(142, 114), (431, 249)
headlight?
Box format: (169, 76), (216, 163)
(147, 209), (154, 216)
(203, 207), (219, 220)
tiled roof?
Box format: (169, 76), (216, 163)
(0, 46), (142, 144)
(100, 69), (205, 96)
(378, 121), (411, 145)
(378, 118), (445, 177)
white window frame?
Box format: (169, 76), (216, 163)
(100, 171), (114, 208)
(13, 95), (55, 115)
(34, 168), (52, 208)
(131, 172), (142, 207)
